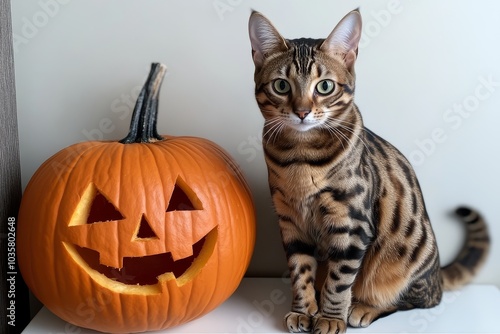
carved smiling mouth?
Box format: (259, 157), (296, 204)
(75, 232), (208, 285)
(63, 228), (218, 294)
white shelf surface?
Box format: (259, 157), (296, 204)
(23, 278), (500, 333)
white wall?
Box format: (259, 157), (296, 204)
(12, 0), (499, 286)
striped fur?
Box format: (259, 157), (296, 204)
(248, 9), (490, 334)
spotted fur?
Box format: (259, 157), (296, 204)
(248, 9), (490, 334)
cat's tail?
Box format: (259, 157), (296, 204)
(440, 207), (490, 291)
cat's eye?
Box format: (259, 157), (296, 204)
(273, 79), (291, 95)
(316, 80), (335, 95)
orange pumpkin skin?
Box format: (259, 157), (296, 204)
(17, 64), (256, 333)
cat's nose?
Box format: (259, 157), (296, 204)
(294, 110), (310, 120)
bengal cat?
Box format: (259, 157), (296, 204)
(248, 9), (490, 334)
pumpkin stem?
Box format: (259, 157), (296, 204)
(120, 63), (167, 144)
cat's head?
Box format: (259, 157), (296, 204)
(249, 9), (362, 136)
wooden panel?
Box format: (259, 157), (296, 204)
(0, 0), (31, 332)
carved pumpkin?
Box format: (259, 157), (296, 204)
(17, 63), (256, 333)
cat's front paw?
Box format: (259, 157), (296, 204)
(284, 312), (313, 333)
(312, 316), (346, 334)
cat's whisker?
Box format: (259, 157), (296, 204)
(326, 117), (370, 154)
(264, 117), (286, 145)
(322, 119), (357, 150)
(263, 117), (282, 133)
(336, 124), (369, 153)
(322, 122), (348, 152)
(330, 117), (374, 137)
(333, 129), (348, 152)
(272, 122), (287, 144)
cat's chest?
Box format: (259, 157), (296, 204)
(279, 164), (352, 220)
(279, 159), (357, 196)
(282, 165), (329, 198)
(276, 158), (368, 213)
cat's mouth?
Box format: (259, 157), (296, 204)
(288, 118), (319, 132)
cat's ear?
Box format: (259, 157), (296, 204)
(248, 11), (288, 68)
(320, 9), (362, 72)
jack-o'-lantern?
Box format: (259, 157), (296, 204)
(17, 63), (256, 333)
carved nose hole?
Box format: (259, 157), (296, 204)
(294, 110), (310, 120)
(135, 215), (158, 239)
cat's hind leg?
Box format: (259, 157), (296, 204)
(348, 275), (443, 328)
(348, 302), (397, 328)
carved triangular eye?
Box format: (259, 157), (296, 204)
(135, 214), (158, 239)
(87, 191), (124, 224)
(166, 177), (203, 212)
(69, 183), (125, 226)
